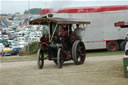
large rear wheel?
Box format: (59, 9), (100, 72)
(72, 40), (86, 65)
(37, 48), (44, 69)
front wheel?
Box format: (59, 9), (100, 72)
(37, 48), (44, 69)
(57, 48), (63, 68)
(72, 40), (86, 65)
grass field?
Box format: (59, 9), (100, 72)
(87, 50), (124, 56)
(0, 50), (124, 63)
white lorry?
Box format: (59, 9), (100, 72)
(40, 5), (128, 51)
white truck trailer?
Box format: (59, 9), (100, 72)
(40, 5), (128, 51)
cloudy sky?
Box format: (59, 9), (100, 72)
(0, 0), (128, 14)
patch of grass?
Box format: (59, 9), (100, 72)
(19, 42), (40, 56)
(87, 50), (124, 57)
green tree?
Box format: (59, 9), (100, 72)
(24, 8), (42, 15)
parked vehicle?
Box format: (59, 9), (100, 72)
(2, 47), (12, 52)
(10, 43), (19, 49)
(0, 43), (4, 52)
(2, 51), (11, 56)
(2, 47), (12, 56)
(11, 48), (22, 55)
(0, 43), (4, 56)
(3, 35), (9, 40)
(17, 41), (28, 48)
(40, 5), (128, 51)
(0, 39), (9, 47)
(19, 49), (25, 54)
(17, 37), (26, 41)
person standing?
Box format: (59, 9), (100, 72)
(74, 24), (85, 40)
(125, 32), (128, 55)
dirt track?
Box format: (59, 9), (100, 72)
(0, 55), (128, 85)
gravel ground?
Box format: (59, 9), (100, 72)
(0, 55), (128, 85)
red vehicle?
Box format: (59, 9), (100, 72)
(19, 49), (25, 54)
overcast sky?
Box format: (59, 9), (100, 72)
(0, 0), (128, 14)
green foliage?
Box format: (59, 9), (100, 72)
(24, 8), (42, 15)
(20, 42), (40, 56)
(87, 50), (124, 57)
(43, 27), (49, 35)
